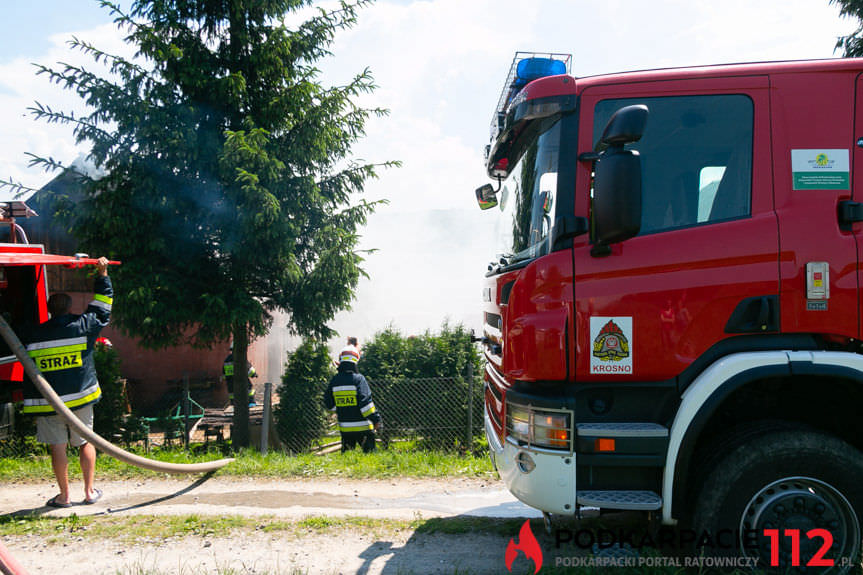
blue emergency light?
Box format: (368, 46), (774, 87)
(513, 57), (568, 89)
(488, 52), (572, 146)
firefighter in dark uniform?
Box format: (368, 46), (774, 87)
(325, 344), (381, 452)
(22, 257), (111, 507)
(223, 344), (257, 407)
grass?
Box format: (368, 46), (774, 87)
(0, 513), (523, 543)
(0, 446), (495, 482)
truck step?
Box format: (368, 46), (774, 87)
(576, 422), (668, 438)
(577, 490), (662, 511)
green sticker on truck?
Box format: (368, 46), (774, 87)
(791, 149), (850, 190)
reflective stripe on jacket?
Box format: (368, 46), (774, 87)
(324, 371), (381, 432)
(224, 353), (256, 399)
(21, 275), (112, 415)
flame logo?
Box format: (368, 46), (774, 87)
(505, 520), (543, 573)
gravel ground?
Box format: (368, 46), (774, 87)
(0, 476), (544, 574)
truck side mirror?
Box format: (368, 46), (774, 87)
(475, 183), (498, 210)
(592, 105), (647, 253)
(594, 151), (642, 247)
(552, 214), (589, 247)
(597, 104), (648, 150)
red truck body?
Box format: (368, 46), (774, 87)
(0, 243), (50, 387)
(479, 55), (863, 568)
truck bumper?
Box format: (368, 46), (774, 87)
(485, 412), (576, 515)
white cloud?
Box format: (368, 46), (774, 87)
(0, 22), (130, 196)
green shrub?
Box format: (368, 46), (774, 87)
(93, 340), (126, 439)
(360, 321), (483, 450)
(275, 339), (334, 453)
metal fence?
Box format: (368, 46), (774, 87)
(0, 402), (39, 459)
(332, 374), (485, 452)
(0, 369), (487, 458)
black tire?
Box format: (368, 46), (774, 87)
(692, 427), (863, 573)
(685, 420), (800, 512)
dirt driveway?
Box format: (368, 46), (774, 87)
(0, 476), (545, 574)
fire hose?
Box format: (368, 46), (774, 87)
(0, 539), (29, 575)
(0, 315), (234, 474)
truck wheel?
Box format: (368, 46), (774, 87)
(691, 428), (863, 572)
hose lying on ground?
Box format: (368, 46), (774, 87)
(0, 315), (234, 474)
(0, 539), (30, 575)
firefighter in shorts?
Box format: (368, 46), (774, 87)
(21, 257), (111, 507)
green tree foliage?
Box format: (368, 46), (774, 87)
(275, 338), (333, 453)
(27, 0), (394, 446)
(359, 322), (483, 450)
(832, 0), (863, 56)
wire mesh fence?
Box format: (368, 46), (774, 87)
(0, 370), (487, 458)
(0, 402), (40, 458)
(370, 375), (485, 451)
(307, 375), (486, 453)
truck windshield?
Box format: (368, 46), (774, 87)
(493, 119), (562, 267)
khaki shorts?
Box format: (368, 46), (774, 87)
(36, 404), (93, 447)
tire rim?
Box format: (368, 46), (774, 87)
(739, 476), (860, 572)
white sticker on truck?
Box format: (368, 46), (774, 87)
(791, 149), (850, 190)
(590, 317), (633, 374)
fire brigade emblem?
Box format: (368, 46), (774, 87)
(593, 320), (630, 362)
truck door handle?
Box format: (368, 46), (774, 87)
(838, 200), (863, 230)
(725, 295), (779, 334)
(756, 296), (770, 328)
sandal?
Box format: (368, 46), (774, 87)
(84, 488), (103, 505)
(46, 495), (71, 508)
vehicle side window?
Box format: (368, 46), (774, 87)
(593, 95), (753, 234)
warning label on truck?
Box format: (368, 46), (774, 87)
(791, 149), (850, 190)
(590, 317), (633, 374)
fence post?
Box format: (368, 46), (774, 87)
(261, 381), (272, 454)
(183, 373), (190, 449)
(466, 360), (474, 448)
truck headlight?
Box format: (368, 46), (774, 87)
(505, 403), (572, 451)
(508, 405), (531, 442)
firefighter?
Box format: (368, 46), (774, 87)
(223, 344), (257, 407)
(324, 343), (382, 452)
(21, 257), (111, 507)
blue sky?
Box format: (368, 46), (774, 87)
(0, 1), (114, 60)
(0, 0), (856, 352)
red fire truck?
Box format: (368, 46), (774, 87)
(478, 53), (863, 567)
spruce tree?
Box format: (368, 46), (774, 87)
(28, 0), (392, 447)
(832, 0), (863, 56)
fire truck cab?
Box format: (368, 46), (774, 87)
(478, 54), (863, 566)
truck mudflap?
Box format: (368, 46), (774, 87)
(485, 411), (576, 515)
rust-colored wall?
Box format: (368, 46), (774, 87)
(66, 292), (276, 413)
